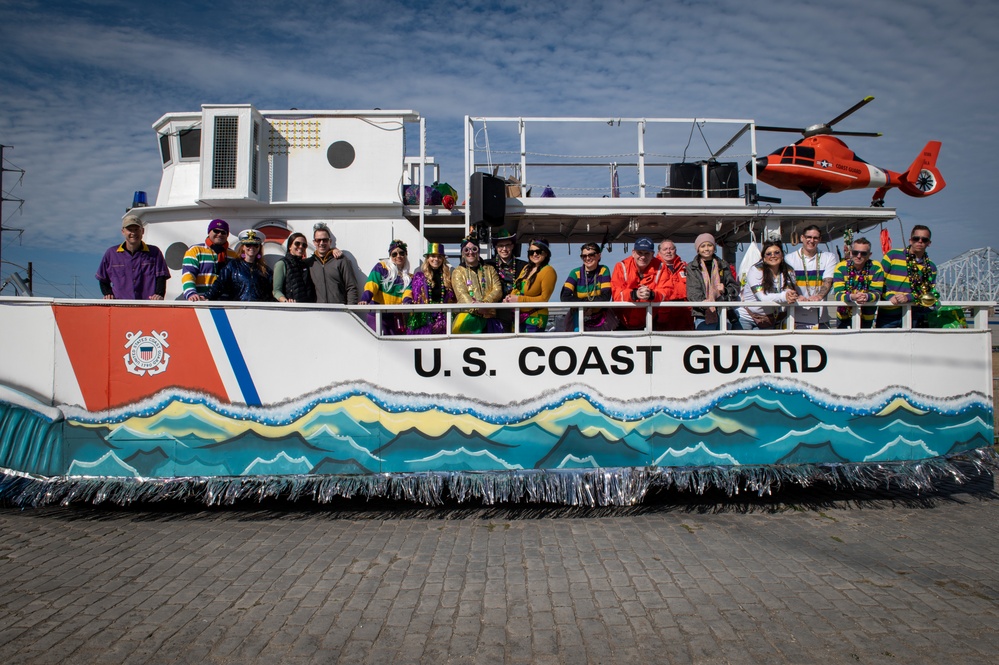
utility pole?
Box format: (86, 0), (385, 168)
(1, 145), (27, 282)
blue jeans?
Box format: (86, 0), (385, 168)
(694, 317), (744, 331)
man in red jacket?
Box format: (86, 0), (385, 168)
(655, 240), (694, 330)
(611, 237), (675, 330)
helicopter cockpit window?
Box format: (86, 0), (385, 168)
(780, 147), (794, 164)
(794, 146), (815, 166)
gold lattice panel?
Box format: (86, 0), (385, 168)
(269, 120), (321, 154)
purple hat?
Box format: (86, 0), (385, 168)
(694, 233), (716, 250)
(388, 239), (408, 254)
(460, 233), (480, 250)
(634, 237), (655, 252)
(207, 219), (229, 234)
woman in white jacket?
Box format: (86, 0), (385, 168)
(739, 240), (799, 329)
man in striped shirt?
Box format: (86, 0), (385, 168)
(877, 225), (936, 328)
(786, 225), (836, 329)
(833, 237), (885, 328)
(181, 219), (238, 301)
(560, 242), (614, 331)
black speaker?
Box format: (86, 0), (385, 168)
(708, 162), (740, 198)
(469, 172), (506, 226)
(667, 163), (702, 198)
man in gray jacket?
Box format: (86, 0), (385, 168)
(310, 223), (358, 304)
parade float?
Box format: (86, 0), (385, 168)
(0, 103), (993, 507)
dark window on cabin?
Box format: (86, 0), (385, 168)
(179, 128), (201, 159)
(780, 146), (794, 164)
(159, 134), (171, 164)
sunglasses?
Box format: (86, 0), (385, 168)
(763, 252), (782, 258)
(462, 247), (479, 254)
(528, 249), (546, 256)
(802, 235), (821, 241)
(580, 252), (598, 259)
(292, 241), (308, 248)
(390, 250), (407, 258)
(209, 229), (227, 235)
(852, 250), (870, 257)
(314, 237), (330, 244)
(911, 236), (930, 243)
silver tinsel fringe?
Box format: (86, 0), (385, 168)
(1, 447), (996, 509)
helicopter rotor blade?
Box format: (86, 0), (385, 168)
(755, 125), (806, 134)
(825, 95), (875, 128)
(828, 130), (883, 138)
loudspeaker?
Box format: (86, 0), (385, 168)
(469, 172), (506, 226)
(667, 163), (702, 198)
(708, 162), (740, 198)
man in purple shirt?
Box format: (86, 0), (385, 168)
(96, 215), (170, 300)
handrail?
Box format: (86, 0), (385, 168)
(3, 297), (992, 334)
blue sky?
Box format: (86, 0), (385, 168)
(1, 0), (997, 297)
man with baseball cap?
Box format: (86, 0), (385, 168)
(181, 219), (237, 301)
(611, 236), (675, 330)
(95, 214), (170, 300)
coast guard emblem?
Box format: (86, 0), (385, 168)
(123, 330), (170, 376)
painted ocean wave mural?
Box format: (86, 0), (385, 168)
(0, 378), (992, 480)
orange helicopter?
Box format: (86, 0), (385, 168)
(747, 97), (945, 206)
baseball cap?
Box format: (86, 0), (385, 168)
(634, 237), (655, 252)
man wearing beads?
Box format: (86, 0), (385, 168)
(833, 237), (885, 329)
(877, 225), (937, 329)
(786, 225), (837, 329)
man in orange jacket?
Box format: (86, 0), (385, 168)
(611, 237), (676, 330)
(655, 239), (694, 330)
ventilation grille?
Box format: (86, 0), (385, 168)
(251, 122), (259, 195)
(212, 116), (239, 189)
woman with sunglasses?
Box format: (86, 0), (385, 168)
(505, 238), (557, 333)
(272, 232), (316, 303)
(207, 229), (274, 302)
(360, 239), (413, 335)
(451, 233), (503, 334)
(406, 243), (455, 335)
(559, 242), (615, 331)
(737, 240), (798, 330)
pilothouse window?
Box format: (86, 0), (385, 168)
(159, 134), (171, 164)
(179, 128), (201, 159)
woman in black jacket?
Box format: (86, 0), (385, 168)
(208, 229), (274, 302)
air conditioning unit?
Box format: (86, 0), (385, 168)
(199, 105), (267, 203)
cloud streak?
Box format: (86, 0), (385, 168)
(0, 0), (996, 295)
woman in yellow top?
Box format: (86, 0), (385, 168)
(504, 238), (557, 332)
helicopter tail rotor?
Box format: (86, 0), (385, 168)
(898, 141), (946, 198)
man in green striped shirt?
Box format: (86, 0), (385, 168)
(833, 237), (885, 328)
(876, 225), (936, 328)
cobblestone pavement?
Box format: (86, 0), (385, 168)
(1, 470), (998, 665)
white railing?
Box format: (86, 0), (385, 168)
(6, 297), (992, 336)
(355, 300), (995, 336)
(464, 116), (758, 201)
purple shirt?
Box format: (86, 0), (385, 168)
(96, 242), (170, 300)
